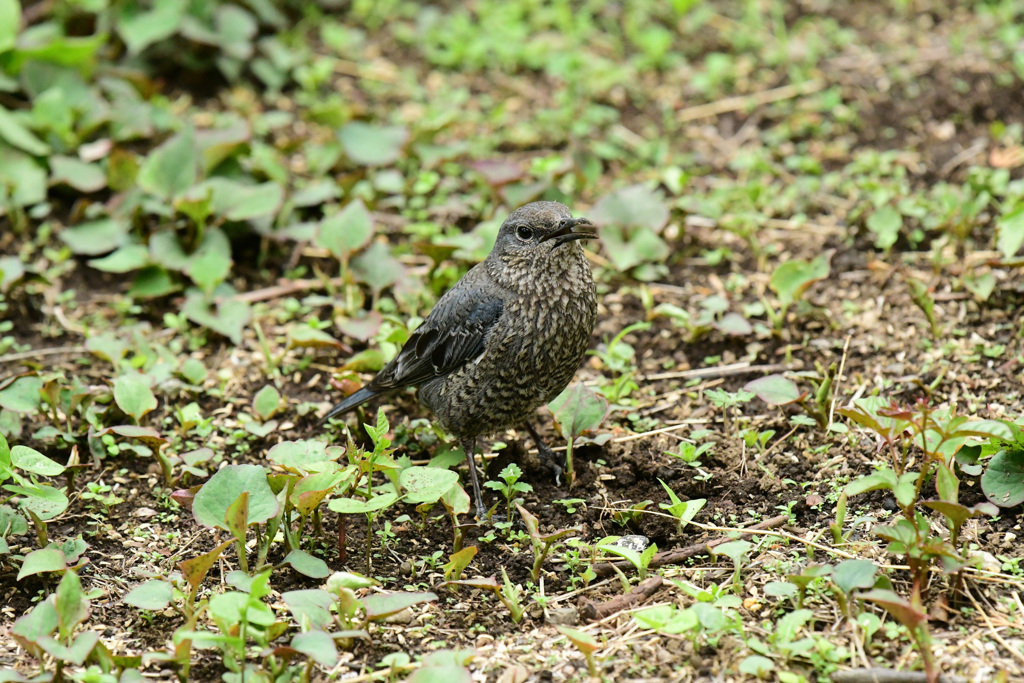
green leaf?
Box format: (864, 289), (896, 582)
(252, 385), (281, 421)
(407, 651), (474, 683)
(0, 254), (26, 293)
(88, 244), (150, 273)
(123, 579), (173, 610)
(147, 229), (191, 271)
(327, 492), (399, 515)
(351, 241), (406, 292)
(130, 266), (177, 299)
(982, 448), (1024, 508)
(743, 375), (805, 406)
(770, 251), (832, 309)
(954, 419), (1015, 442)
(859, 588), (925, 631)
(184, 178), (283, 221)
(893, 472), (920, 509)
(8, 34), (105, 74)
(60, 219), (130, 256)
(362, 591), (437, 622)
(11, 446), (64, 476)
(963, 270), (995, 301)
(922, 500), (996, 530)
(107, 148), (139, 191)
(712, 540), (751, 565)
(0, 146), (47, 206)
(113, 373), (157, 421)
(0, 105), (50, 156)
(866, 205), (901, 251)
(281, 589), (334, 630)
(400, 466), (460, 504)
(775, 607), (813, 643)
(224, 491), (249, 544)
(184, 228), (232, 294)
(738, 655), (774, 677)
(996, 206), (1024, 260)
(599, 224), (670, 272)
(590, 185), (670, 230)
(13, 482), (68, 520)
(831, 559), (877, 595)
(286, 327), (345, 350)
(267, 439), (343, 471)
(326, 571), (379, 592)
(84, 332), (129, 364)
(315, 200), (374, 262)
(17, 547), (67, 580)
(54, 572), (87, 644)
(556, 626), (601, 655)
(50, 156), (106, 193)
(0, 0), (20, 53)
(548, 382), (608, 439)
(338, 122), (409, 166)
(291, 630), (338, 667)
(116, 0), (186, 55)
(0, 375), (42, 413)
(764, 581), (798, 599)
(192, 464), (280, 530)
(598, 540), (643, 570)
(283, 549), (330, 579)
(181, 286), (251, 344)
(845, 470), (898, 497)
(137, 127), (197, 200)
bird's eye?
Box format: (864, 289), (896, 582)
(515, 225), (533, 241)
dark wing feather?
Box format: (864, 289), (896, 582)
(369, 290), (503, 391)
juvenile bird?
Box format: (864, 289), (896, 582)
(323, 201), (598, 519)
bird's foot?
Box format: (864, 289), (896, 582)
(536, 443), (564, 487)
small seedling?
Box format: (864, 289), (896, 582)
(664, 441), (713, 465)
(710, 540), (752, 590)
(552, 498), (586, 514)
(611, 500), (653, 527)
(706, 387), (754, 434)
(597, 536), (658, 580)
(587, 321), (650, 404)
(658, 480), (706, 535)
(516, 504), (582, 582)
(764, 251), (832, 331)
(442, 546), (477, 583)
(549, 382), (609, 488)
(483, 463), (532, 523)
(556, 626), (602, 677)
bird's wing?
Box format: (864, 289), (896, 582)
(370, 288), (504, 391)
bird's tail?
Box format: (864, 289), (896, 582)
(320, 386), (378, 425)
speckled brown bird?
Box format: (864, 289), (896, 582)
(322, 201), (598, 519)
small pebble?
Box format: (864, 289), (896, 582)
(545, 606), (578, 626)
(382, 607), (413, 625)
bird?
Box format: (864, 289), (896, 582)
(322, 201), (598, 520)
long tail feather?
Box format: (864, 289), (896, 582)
(320, 386), (378, 425)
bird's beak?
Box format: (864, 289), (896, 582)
(539, 217), (598, 247)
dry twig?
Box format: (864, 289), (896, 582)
(580, 576), (664, 622)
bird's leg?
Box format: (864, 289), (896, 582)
(523, 422), (563, 487)
(461, 437), (488, 521)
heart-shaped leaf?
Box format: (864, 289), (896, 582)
(338, 122), (409, 166)
(192, 464), (280, 529)
(744, 375), (805, 406)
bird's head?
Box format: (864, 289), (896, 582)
(489, 201), (597, 266)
